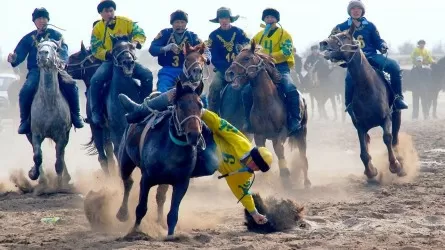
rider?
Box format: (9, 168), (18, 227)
(121, 91), (273, 225)
(89, 0), (153, 126)
(7, 7), (84, 134)
(244, 8), (302, 135)
(331, 0), (408, 113)
(411, 40), (435, 66)
(149, 10), (211, 93)
(303, 45), (324, 72)
(207, 7), (250, 112)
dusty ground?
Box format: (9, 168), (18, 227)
(0, 92), (445, 250)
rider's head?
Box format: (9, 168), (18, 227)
(170, 10), (188, 34)
(97, 0), (116, 22)
(32, 8), (49, 31)
(347, 0), (365, 19)
(242, 147), (273, 172)
(311, 44), (319, 55)
(262, 8), (280, 26)
(418, 40), (426, 49)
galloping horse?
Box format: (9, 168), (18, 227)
(27, 39), (72, 186)
(116, 42), (216, 237)
(66, 42), (115, 174)
(226, 40), (310, 188)
(320, 24), (406, 179)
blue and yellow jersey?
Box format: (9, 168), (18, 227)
(11, 28), (68, 70)
(202, 109), (264, 213)
(331, 17), (385, 55)
(252, 26), (295, 69)
(90, 16), (146, 61)
(207, 26), (250, 73)
(149, 29), (203, 68)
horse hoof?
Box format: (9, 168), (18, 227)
(397, 168), (407, 177)
(304, 180), (312, 189)
(364, 167), (378, 179)
(116, 207), (129, 222)
(28, 167), (40, 181)
(165, 235), (176, 241)
(279, 168), (291, 178)
(389, 161), (402, 174)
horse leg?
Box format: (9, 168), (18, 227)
(28, 134), (44, 181)
(382, 117), (405, 177)
(272, 137), (291, 187)
(91, 124), (109, 174)
(129, 173), (153, 234)
(294, 130), (311, 188)
(156, 184), (169, 227)
(55, 131), (71, 188)
(432, 89), (439, 118)
(331, 95), (338, 121)
(310, 93), (315, 119)
(105, 137), (116, 173)
(412, 91), (419, 119)
(357, 130), (378, 179)
(421, 90), (430, 120)
(116, 145), (136, 222)
(166, 180), (190, 238)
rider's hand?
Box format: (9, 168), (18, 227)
(162, 43), (180, 53)
(250, 210), (268, 225)
(7, 53), (17, 63)
(380, 43), (389, 54)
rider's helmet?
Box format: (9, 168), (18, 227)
(347, 0), (365, 17)
(32, 7), (50, 22)
(418, 40), (426, 46)
(97, 0), (116, 14)
(249, 147), (273, 172)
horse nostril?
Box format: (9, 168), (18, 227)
(319, 41), (328, 51)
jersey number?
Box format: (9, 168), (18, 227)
(172, 56), (179, 67)
(225, 52), (236, 62)
(263, 40), (273, 54)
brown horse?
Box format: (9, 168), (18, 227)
(320, 24), (406, 179)
(225, 40), (310, 188)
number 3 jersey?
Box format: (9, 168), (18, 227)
(330, 17), (386, 56)
(207, 26), (250, 73)
(149, 28), (204, 68)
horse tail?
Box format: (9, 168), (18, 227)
(83, 135), (99, 156)
(288, 98), (308, 150)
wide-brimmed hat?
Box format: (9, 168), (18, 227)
(209, 7), (240, 23)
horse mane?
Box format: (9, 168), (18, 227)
(252, 47), (282, 84)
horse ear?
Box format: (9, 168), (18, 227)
(195, 81), (204, 96)
(183, 41), (191, 55)
(80, 41), (87, 54)
(198, 42), (206, 54)
(250, 40), (256, 53)
(348, 24), (356, 37)
(175, 79), (183, 97)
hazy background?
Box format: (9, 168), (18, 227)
(1, 0), (444, 57)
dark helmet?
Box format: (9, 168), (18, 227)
(32, 7), (50, 22)
(418, 40), (426, 45)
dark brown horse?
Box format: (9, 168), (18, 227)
(320, 24), (406, 179)
(66, 42), (115, 174)
(226, 40), (310, 188)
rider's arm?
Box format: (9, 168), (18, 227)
(201, 109), (251, 143)
(425, 50), (434, 64)
(270, 31), (294, 62)
(127, 21), (146, 46)
(207, 33), (227, 71)
(303, 57), (311, 71)
(238, 28), (251, 47)
(369, 23), (386, 51)
(149, 30), (167, 56)
(225, 172), (256, 213)
(90, 25), (108, 61)
(410, 48), (418, 64)
(11, 34), (31, 67)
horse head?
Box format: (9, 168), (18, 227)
(182, 41), (207, 85)
(319, 24), (360, 63)
(37, 39), (62, 70)
(225, 40), (281, 89)
(173, 80), (204, 146)
(67, 41), (101, 81)
(110, 35), (136, 76)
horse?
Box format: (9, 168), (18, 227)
(302, 57), (339, 120)
(319, 23), (406, 179)
(66, 41), (115, 174)
(27, 39), (73, 186)
(116, 42), (213, 238)
(404, 63), (436, 120)
(225, 40), (310, 188)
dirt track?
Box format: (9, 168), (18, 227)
(1, 92), (445, 250)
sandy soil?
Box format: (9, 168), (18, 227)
(0, 92), (445, 250)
